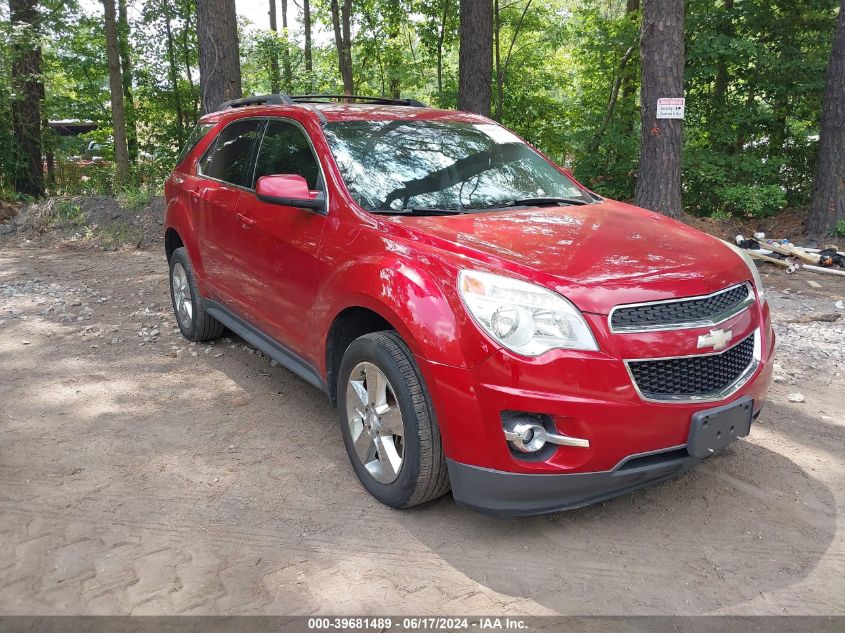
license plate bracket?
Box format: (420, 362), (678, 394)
(687, 396), (754, 459)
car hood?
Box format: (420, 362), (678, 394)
(385, 199), (751, 315)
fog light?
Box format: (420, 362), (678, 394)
(502, 412), (590, 453)
(506, 422), (548, 453)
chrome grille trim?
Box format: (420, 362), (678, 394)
(624, 329), (761, 403)
(609, 282), (755, 333)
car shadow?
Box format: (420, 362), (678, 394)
(398, 412), (837, 614)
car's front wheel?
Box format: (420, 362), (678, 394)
(337, 331), (450, 508)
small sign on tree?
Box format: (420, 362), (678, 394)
(656, 97), (685, 119)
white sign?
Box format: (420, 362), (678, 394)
(656, 97), (685, 120)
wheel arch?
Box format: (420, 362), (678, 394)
(164, 196), (210, 294)
(324, 304), (409, 407)
(317, 255), (493, 406)
(165, 227), (184, 261)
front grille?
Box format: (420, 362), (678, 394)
(611, 284), (751, 331)
(627, 332), (756, 400)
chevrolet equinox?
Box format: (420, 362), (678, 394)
(163, 94), (774, 516)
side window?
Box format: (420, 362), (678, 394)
(200, 119), (263, 187)
(252, 120), (321, 190)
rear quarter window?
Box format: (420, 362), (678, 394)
(176, 123), (214, 166)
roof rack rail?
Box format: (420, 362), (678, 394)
(215, 93), (427, 112)
(291, 94), (428, 108)
(215, 94), (294, 111)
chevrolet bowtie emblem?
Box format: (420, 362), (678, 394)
(697, 328), (733, 351)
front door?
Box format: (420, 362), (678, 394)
(231, 118), (328, 364)
(195, 118), (263, 303)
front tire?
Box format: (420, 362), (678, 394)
(169, 247), (225, 342)
(337, 331), (450, 508)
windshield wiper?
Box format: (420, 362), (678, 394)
(370, 207), (465, 216)
(506, 196), (591, 207)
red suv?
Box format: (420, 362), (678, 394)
(164, 94), (774, 516)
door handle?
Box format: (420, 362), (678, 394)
(236, 212), (255, 228)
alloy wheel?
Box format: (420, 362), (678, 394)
(171, 262), (193, 330)
(345, 361), (406, 484)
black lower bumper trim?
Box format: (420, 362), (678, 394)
(447, 452), (700, 517)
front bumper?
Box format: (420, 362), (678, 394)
(447, 452), (696, 517)
(447, 406), (762, 516)
(416, 303), (775, 515)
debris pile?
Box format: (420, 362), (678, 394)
(733, 233), (845, 279)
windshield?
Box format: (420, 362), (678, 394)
(322, 120), (589, 212)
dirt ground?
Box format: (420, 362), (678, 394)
(1, 230), (844, 615)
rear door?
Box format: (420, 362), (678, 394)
(195, 118), (264, 303)
(230, 118), (328, 362)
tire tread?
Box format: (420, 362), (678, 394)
(339, 331), (450, 508)
(170, 247), (225, 342)
(379, 331), (450, 506)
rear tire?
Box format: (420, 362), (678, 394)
(337, 331), (450, 508)
(169, 247), (225, 342)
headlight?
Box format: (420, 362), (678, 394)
(458, 270), (598, 356)
(725, 242), (766, 302)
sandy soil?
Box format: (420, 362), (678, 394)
(0, 238), (844, 616)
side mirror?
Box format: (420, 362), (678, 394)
(255, 174), (325, 211)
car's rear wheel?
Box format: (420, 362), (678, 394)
(337, 331), (450, 508)
(169, 247), (225, 342)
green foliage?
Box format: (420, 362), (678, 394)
(683, 0), (836, 217)
(0, 188), (35, 203)
(0, 0), (839, 221)
(715, 184), (786, 219)
(833, 220), (845, 238)
(118, 184), (153, 211)
(53, 199), (84, 225)
(565, 1), (640, 200)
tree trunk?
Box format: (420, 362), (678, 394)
(493, 0), (531, 120)
(164, 6), (186, 146)
(713, 0), (732, 108)
(102, 0), (131, 186)
(268, 0), (281, 92)
(330, 0), (354, 94)
(181, 4), (199, 122)
(117, 0), (138, 161)
(9, 0), (44, 197)
(196, 0), (243, 114)
(808, 0), (845, 235)
(362, 9), (385, 93)
(589, 44), (636, 154)
(458, 0), (492, 116)
(386, 0), (402, 99)
(303, 0), (313, 74)
(43, 117), (55, 187)
(281, 0), (291, 88)
(493, 0), (501, 118)
(436, 0), (449, 98)
(634, 0), (685, 217)
(621, 0), (639, 132)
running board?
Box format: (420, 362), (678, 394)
(205, 300), (328, 393)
